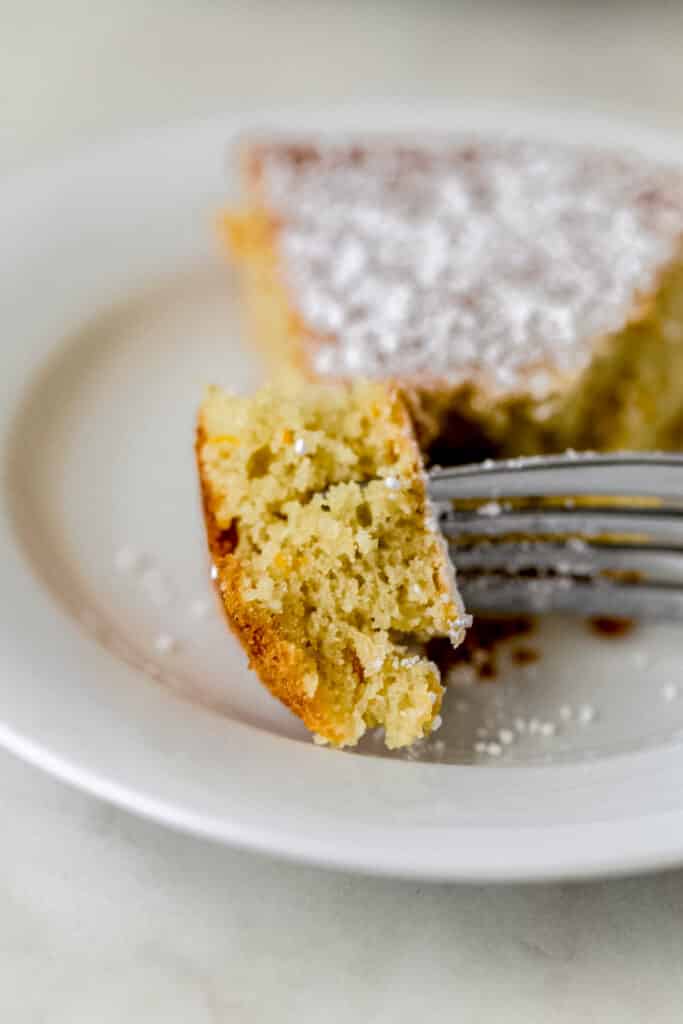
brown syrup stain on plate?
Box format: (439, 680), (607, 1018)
(511, 645), (540, 666)
(588, 616), (636, 638)
(430, 615), (535, 681)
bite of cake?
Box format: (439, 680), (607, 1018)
(197, 378), (469, 748)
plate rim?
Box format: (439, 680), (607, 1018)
(6, 716), (683, 884)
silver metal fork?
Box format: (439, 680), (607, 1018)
(427, 452), (683, 620)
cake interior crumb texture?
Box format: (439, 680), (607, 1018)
(197, 379), (467, 748)
(223, 138), (683, 458)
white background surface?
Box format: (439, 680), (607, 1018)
(5, 1), (683, 1019)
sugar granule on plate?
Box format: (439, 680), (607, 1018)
(141, 566), (172, 606)
(154, 632), (177, 654)
(189, 597), (210, 621)
(114, 545), (141, 574)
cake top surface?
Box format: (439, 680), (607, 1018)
(253, 138), (683, 392)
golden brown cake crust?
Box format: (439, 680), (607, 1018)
(196, 423), (338, 739)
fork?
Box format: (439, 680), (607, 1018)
(427, 452), (683, 620)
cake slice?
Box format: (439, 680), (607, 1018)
(223, 138), (683, 460)
(196, 378), (469, 748)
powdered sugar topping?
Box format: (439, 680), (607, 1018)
(259, 139), (683, 393)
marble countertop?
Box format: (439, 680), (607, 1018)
(4, 2), (683, 1019)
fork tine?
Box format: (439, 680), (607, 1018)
(458, 576), (683, 620)
(428, 452), (683, 502)
(439, 508), (683, 547)
(430, 451), (683, 619)
(451, 541), (683, 583)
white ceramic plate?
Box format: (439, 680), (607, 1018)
(4, 104), (683, 882)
